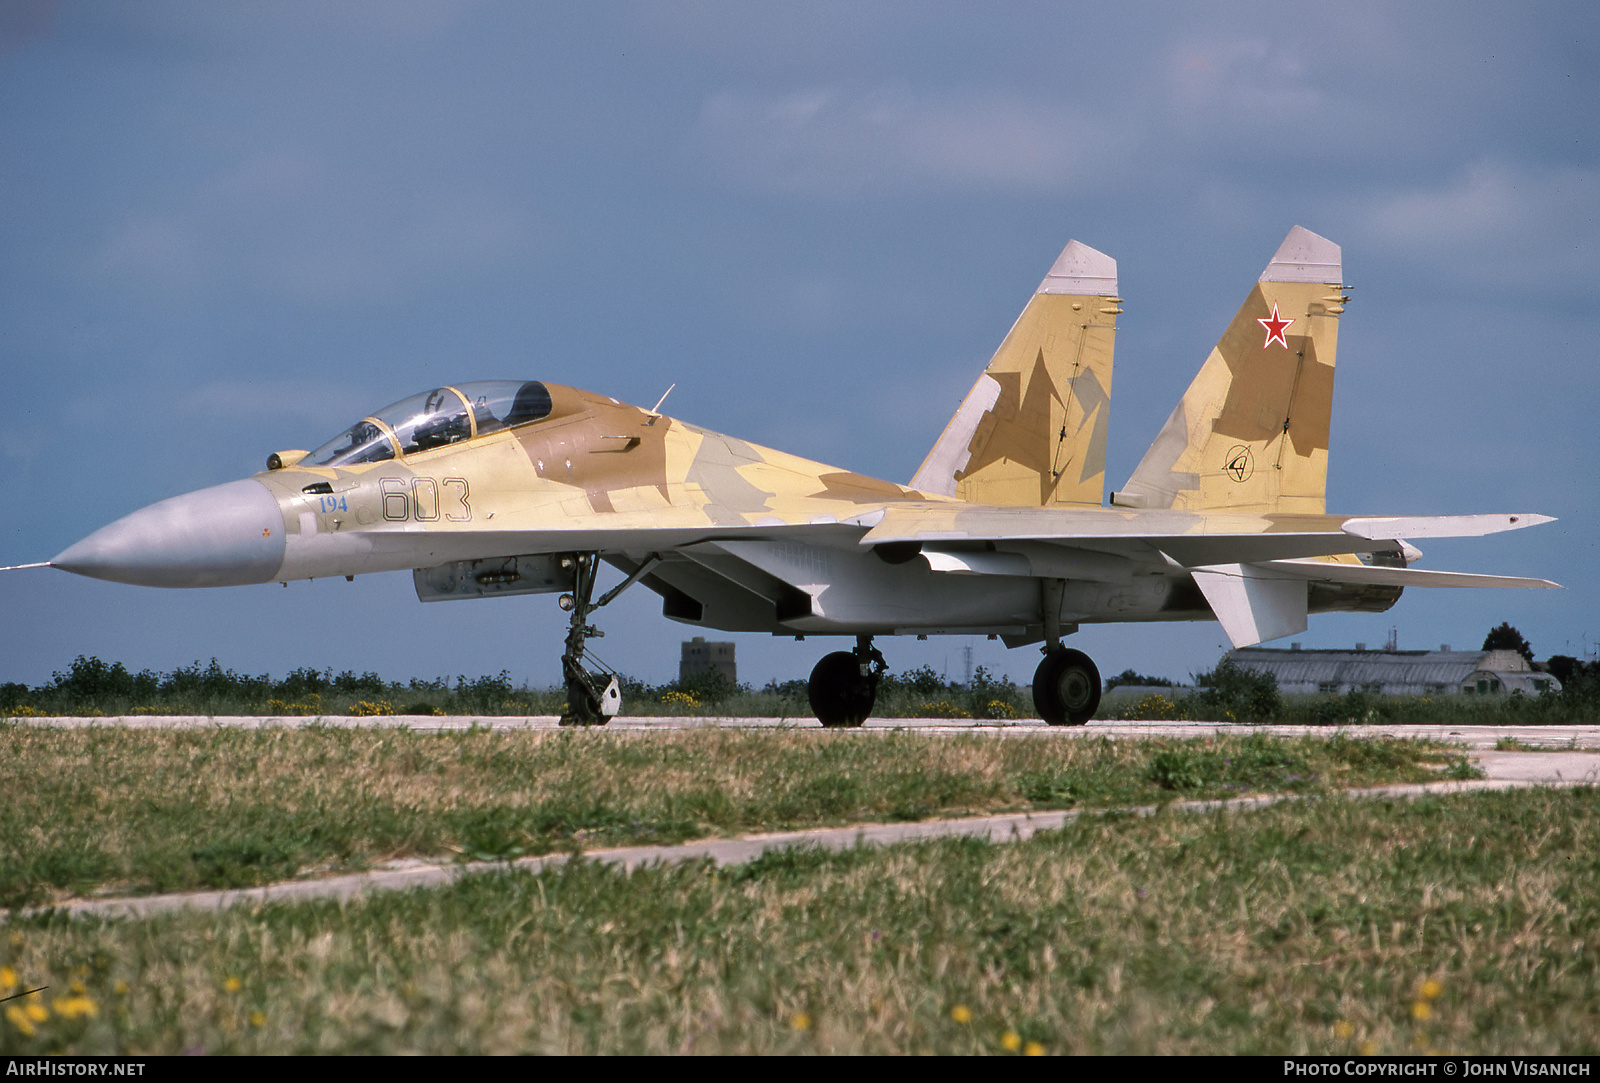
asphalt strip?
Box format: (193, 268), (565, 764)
(9, 760), (1598, 923)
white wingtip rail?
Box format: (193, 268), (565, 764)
(1341, 513), (1556, 540)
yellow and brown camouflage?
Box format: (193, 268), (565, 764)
(46, 227), (1557, 662)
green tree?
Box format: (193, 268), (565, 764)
(1483, 622), (1535, 665)
(1105, 668), (1174, 690)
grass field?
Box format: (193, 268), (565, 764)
(0, 726), (1474, 910)
(3, 786), (1597, 1054)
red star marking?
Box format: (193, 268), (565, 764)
(1257, 302), (1293, 349)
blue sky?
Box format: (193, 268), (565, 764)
(2, 1), (1594, 691)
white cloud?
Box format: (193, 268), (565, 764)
(200, 149), (327, 204)
(88, 0), (481, 51)
(1356, 160), (1597, 285)
(177, 379), (349, 424)
(92, 216), (205, 295)
(692, 84), (1124, 197)
(259, 193), (537, 306)
(1164, 36), (1325, 127)
(88, 147), (539, 309)
(1366, 160), (1588, 242)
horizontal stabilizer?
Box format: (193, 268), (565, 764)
(1190, 563), (1309, 647)
(1342, 513), (1555, 540)
(1264, 559), (1561, 590)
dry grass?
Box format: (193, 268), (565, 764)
(2, 787), (1596, 1054)
(1, 726), (1462, 906)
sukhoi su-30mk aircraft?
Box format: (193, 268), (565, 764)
(22, 227), (1558, 725)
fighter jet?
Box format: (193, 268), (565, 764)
(23, 227), (1558, 725)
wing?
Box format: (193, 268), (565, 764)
(852, 502), (1559, 648)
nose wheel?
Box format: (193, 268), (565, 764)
(1032, 647), (1100, 726)
(808, 636), (886, 728)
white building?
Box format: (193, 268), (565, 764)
(1225, 646), (1560, 697)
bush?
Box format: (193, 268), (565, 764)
(1189, 660), (1281, 722)
(1105, 668), (1174, 690)
(881, 665), (947, 696)
(49, 656), (160, 703)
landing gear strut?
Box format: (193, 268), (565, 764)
(557, 552), (658, 726)
(1031, 579), (1100, 725)
(808, 635), (886, 728)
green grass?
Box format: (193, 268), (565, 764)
(0, 726), (1468, 908)
(3, 787), (1597, 1054)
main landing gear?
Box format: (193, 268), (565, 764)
(1030, 580), (1101, 725)
(1032, 648), (1101, 726)
(556, 552), (658, 726)
(807, 635), (887, 728)
(801, 632), (1100, 727)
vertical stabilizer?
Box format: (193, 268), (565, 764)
(912, 240), (1120, 507)
(1112, 226), (1345, 514)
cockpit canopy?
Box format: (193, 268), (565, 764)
(305, 381), (553, 467)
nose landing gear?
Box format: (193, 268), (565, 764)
(807, 635), (886, 727)
(556, 552), (657, 726)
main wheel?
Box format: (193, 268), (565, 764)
(1033, 648), (1101, 726)
(808, 651), (877, 728)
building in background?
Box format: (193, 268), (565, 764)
(681, 637), (736, 686)
(1225, 645), (1560, 697)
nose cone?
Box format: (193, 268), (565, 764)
(53, 478), (287, 587)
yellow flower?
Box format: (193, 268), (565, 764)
(950, 1004), (972, 1024)
(1001, 1031), (1022, 1052)
(1420, 979), (1443, 1000)
(250, 1010), (267, 1027)
(53, 996), (98, 1020)
(0, 966), (15, 991)
(224, 976), (243, 993)
(1359, 1040), (1377, 1056)
(1411, 1001), (1432, 1021)
(113, 981), (129, 996)
(24, 1002), (48, 1023)
(1024, 1041), (1046, 1056)
(1334, 1020), (1356, 1040)
(789, 1011), (812, 1031)
(5, 1005), (35, 1038)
